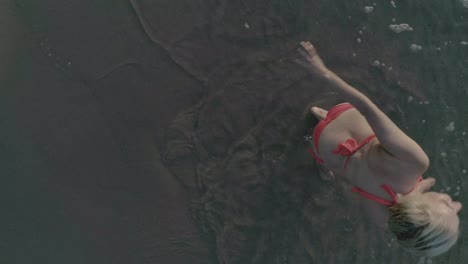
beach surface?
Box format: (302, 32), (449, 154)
(3, 0), (468, 263)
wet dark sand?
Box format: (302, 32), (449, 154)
(3, 0), (468, 263)
(2, 0), (211, 263)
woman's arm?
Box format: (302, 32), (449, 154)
(296, 41), (429, 170)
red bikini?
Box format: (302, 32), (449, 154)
(308, 103), (375, 169)
(351, 176), (423, 206)
(308, 103), (422, 206)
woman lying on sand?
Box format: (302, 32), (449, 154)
(296, 41), (461, 257)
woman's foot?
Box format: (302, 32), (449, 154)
(310, 106), (328, 120)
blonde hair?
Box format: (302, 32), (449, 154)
(388, 193), (460, 257)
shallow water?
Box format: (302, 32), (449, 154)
(2, 0), (468, 263)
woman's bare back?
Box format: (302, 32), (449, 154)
(311, 105), (411, 227)
(312, 106), (422, 206)
(298, 41), (430, 227)
(315, 107), (375, 171)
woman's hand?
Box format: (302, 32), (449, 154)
(295, 41), (331, 78)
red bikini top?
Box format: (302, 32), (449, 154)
(351, 176), (424, 206)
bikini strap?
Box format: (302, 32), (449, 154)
(352, 176), (424, 206)
(308, 148), (324, 164)
(351, 185), (397, 206)
(341, 134), (377, 169)
(358, 134), (377, 149)
(381, 184), (398, 205)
